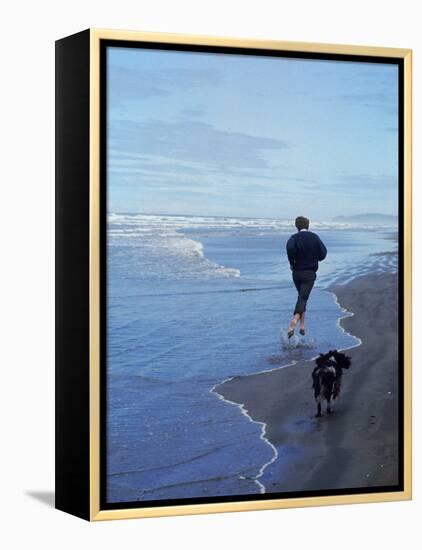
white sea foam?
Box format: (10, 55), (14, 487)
(108, 212), (398, 233)
(210, 379), (279, 494)
(108, 213), (241, 280)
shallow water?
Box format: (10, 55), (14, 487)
(106, 214), (397, 502)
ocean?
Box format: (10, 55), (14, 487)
(106, 213), (398, 503)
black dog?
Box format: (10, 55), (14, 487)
(312, 350), (351, 417)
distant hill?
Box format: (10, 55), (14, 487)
(333, 213), (398, 224)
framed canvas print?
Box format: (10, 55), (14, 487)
(55, 28), (412, 521)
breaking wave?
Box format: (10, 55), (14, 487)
(108, 213), (241, 280)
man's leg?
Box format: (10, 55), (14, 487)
(293, 271), (316, 319)
(287, 312), (301, 337)
(300, 311), (305, 332)
(288, 272), (303, 336)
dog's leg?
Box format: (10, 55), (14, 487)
(315, 398), (322, 417)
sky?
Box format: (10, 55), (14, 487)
(107, 46), (399, 220)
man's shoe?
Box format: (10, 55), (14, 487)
(287, 326), (295, 338)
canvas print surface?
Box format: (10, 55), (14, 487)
(104, 45), (400, 505)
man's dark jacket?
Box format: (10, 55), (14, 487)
(286, 230), (327, 272)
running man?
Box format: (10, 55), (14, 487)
(286, 216), (327, 338)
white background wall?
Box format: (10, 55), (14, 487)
(0, 0), (419, 548)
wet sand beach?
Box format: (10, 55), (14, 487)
(215, 272), (400, 493)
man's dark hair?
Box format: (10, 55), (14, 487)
(295, 216), (310, 231)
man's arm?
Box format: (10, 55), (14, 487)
(317, 236), (327, 261)
(286, 235), (296, 268)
